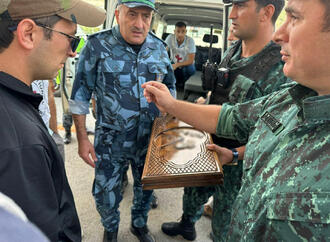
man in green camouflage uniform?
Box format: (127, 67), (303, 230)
(70, 1), (175, 241)
(142, 0), (330, 240)
(161, 0), (289, 241)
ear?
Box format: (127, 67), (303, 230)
(115, 9), (120, 23)
(15, 19), (38, 50)
(260, 4), (275, 23)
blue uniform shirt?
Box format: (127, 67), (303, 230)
(70, 25), (176, 133)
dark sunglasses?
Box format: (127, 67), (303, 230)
(35, 22), (81, 52)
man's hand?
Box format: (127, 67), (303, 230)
(73, 114), (98, 167)
(206, 144), (233, 166)
(172, 63), (179, 70)
(195, 96), (206, 104)
(77, 138), (98, 168)
(142, 81), (176, 113)
(143, 82), (221, 134)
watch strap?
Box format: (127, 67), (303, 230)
(231, 148), (239, 164)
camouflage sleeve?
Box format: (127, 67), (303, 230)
(69, 38), (98, 115)
(216, 95), (270, 143)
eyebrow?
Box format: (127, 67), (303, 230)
(233, 1), (247, 6)
(285, 6), (300, 15)
(128, 9), (137, 14)
(128, 8), (152, 15)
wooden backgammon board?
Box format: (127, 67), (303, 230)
(142, 115), (223, 190)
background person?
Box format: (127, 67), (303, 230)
(0, 0), (106, 240)
(60, 35), (94, 145)
(32, 80), (65, 159)
(61, 37), (94, 145)
(227, 24), (239, 46)
(165, 21), (196, 89)
(60, 59), (75, 144)
(142, 0), (330, 240)
(69, 0), (176, 241)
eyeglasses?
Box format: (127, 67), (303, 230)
(35, 23), (81, 52)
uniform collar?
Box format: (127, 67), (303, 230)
(113, 25), (157, 52)
(289, 84), (330, 121)
(303, 94), (330, 121)
(0, 71), (42, 109)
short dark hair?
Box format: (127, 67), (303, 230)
(319, 0), (330, 31)
(175, 21), (186, 28)
(255, 0), (285, 25)
(0, 15), (61, 53)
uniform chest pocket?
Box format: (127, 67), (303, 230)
(102, 60), (135, 90)
(229, 74), (255, 104)
(264, 192), (330, 240)
(267, 192), (330, 223)
(147, 62), (168, 82)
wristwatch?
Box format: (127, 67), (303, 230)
(231, 148), (239, 164)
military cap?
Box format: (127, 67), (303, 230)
(118, 0), (156, 11)
(0, 0), (106, 27)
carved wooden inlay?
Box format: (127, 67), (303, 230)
(142, 115), (223, 190)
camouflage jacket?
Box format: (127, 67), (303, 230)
(70, 25), (176, 132)
(211, 41), (291, 148)
(227, 41), (290, 104)
(216, 84), (330, 241)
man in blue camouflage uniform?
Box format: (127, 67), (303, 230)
(161, 0), (289, 241)
(142, 0), (330, 240)
(70, 1), (176, 241)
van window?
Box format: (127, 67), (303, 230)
(160, 25), (223, 48)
